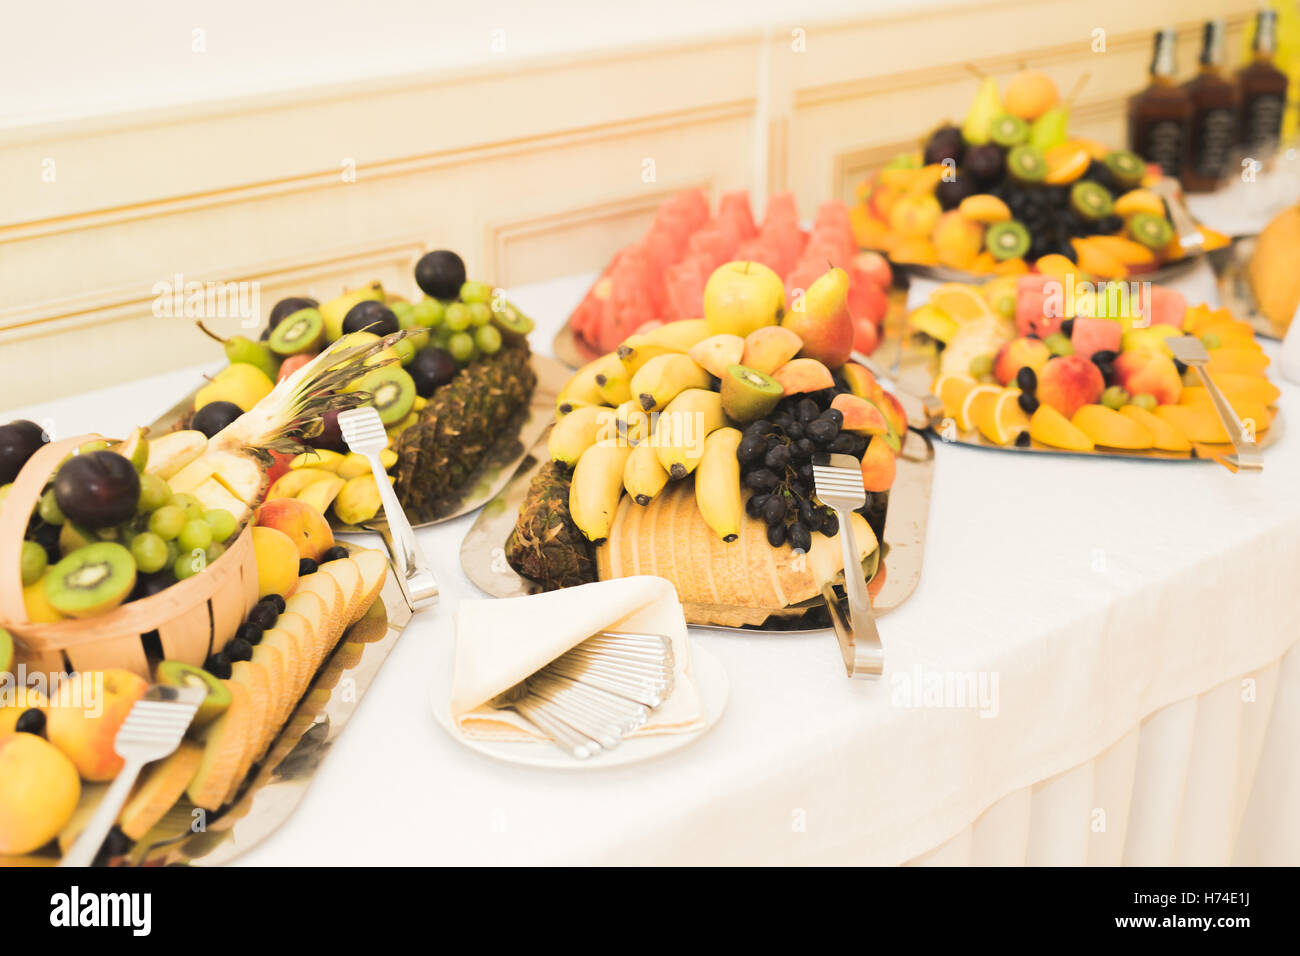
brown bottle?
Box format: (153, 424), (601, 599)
(1182, 19), (1241, 192)
(1129, 28), (1193, 178)
(1237, 9), (1288, 159)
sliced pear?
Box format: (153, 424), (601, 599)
(187, 680), (253, 811)
(118, 742), (203, 840)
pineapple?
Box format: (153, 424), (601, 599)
(157, 335), (403, 525)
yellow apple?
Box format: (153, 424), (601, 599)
(703, 261), (786, 338)
(45, 669), (148, 781)
(0, 734), (81, 854)
(252, 526), (300, 598)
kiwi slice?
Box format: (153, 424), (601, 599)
(490, 302), (535, 343)
(1128, 212), (1174, 251)
(1070, 181), (1115, 221)
(985, 221), (1031, 261)
(155, 660), (232, 727)
(359, 366), (416, 426)
(267, 308), (325, 357)
(989, 114), (1029, 148)
(44, 542), (136, 618)
(720, 364), (782, 422)
(1007, 145), (1047, 183)
(1104, 150), (1145, 189)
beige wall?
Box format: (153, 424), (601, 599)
(0, 0), (1254, 405)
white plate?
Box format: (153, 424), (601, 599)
(431, 643), (729, 769)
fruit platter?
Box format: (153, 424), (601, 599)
(553, 188), (894, 368)
(0, 332), (425, 864)
(152, 250), (570, 533)
(463, 259), (935, 632)
(906, 270), (1282, 461)
(850, 70), (1231, 282)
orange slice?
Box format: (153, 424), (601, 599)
(976, 388), (1030, 445)
(933, 373), (977, 419)
(1029, 404), (1095, 451)
(1119, 405), (1190, 452)
(1043, 142), (1091, 185)
(1071, 404), (1153, 450)
(957, 383), (1001, 432)
(929, 284), (995, 323)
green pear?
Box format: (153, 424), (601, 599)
(1029, 105), (1068, 150)
(961, 77), (1002, 146)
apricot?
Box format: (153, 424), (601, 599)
(1003, 71), (1059, 121)
(252, 525), (300, 599)
(0, 734), (80, 854)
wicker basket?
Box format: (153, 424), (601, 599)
(0, 434), (258, 680)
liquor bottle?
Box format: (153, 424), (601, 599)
(1128, 28), (1192, 179)
(1237, 8), (1289, 159)
(1182, 19), (1242, 192)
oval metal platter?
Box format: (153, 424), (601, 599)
(460, 426), (935, 634)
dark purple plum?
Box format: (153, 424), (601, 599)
(0, 420), (49, 483)
(53, 450), (140, 530)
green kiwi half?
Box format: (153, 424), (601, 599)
(1128, 212), (1174, 251)
(1007, 145), (1047, 183)
(720, 364), (782, 423)
(268, 308), (325, 357)
(989, 115), (1030, 148)
(359, 366), (417, 426)
(44, 542), (136, 618)
(985, 221), (1031, 261)
(155, 661), (233, 726)
(1104, 150), (1146, 189)
(1070, 181), (1115, 221)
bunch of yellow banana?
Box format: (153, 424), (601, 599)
(555, 319), (747, 543)
(265, 447), (398, 526)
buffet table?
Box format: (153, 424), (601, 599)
(6, 272), (1298, 866)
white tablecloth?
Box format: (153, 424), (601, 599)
(5, 273), (1298, 866)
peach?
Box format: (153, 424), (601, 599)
(831, 394), (888, 435)
(740, 326), (803, 376)
(1113, 350), (1182, 406)
(45, 669), (148, 781)
(252, 526), (300, 599)
(859, 435), (897, 492)
(840, 362), (878, 401)
(993, 337), (1052, 386)
(1037, 355), (1105, 419)
(871, 388), (908, 443)
(0, 734), (81, 854)
(255, 497), (335, 561)
(772, 358), (835, 396)
(888, 193), (942, 239)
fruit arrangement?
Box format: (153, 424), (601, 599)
(851, 70), (1230, 277)
(191, 250), (539, 526)
(0, 547), (387, 860)
(568, 188), (892, 356)
(913, 273), (1279, 453)
(509, 260), (908, 616)
(1, 336), (396, 632)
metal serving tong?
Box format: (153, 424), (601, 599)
(1165, 335), (1264, 472)
(491, 631), (674, 759)
(812, 453), (885, 679)
(1150, 178), (1205, 259)
(337, 407), (440, 610)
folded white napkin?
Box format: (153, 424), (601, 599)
(451, 576), (703, 741)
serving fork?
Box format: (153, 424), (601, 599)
(1165, 335), (1264, 472)
(61, 685), (207, 867)
(337, 406), (439, 610)
(812, 453), (885, 679)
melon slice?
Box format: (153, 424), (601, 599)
(224, 660), (271, 804)
(118, 742), (203, 840)
(283, 594), (330, 669)
(294, 573), (347, 650)
(250, 643), (288, 755)
(349, 550), (388, 625)
(260, 626), (309, 707)
(320, 558), (363, 625)
(187, 680), (253, 811)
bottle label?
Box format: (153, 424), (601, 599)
(1141, 120), (1186, 178)
(1242, 93), (1284, 155)
(1191, 107), (1237, 180)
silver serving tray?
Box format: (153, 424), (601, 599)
(150, 353), (573, 530)
(460, 427), (935, 634)
(12, 541), (411, 867)
(896, 253), (1207, 288)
